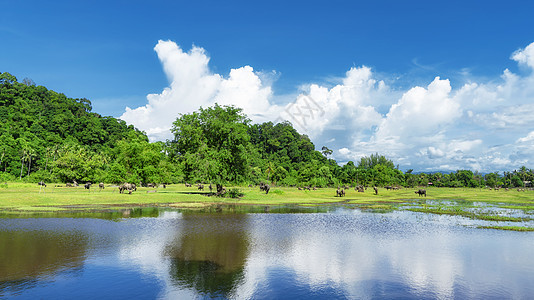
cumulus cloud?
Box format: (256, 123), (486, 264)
(511, 42), (534, 69)
(122, 40), (534, 172)
(120, 40), (279, 141)
(332, 42), (534, 172)
(376, 77), (461, 139)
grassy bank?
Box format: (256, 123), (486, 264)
(1, 183), (533, 209)
(1, 183), (533, 228)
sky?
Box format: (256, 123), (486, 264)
(2, 0), (534, 172)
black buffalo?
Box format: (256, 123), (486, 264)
(415, 189), (427, 197)
(259, 183), (270, 194)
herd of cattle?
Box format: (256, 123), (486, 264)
(37, 180), (165, 194)
(37, 180), (432, 197)
(37, 180), (427, 197)
(32, 179), (534, 199)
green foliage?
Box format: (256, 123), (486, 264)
(226, 188), (244, 198)
(0, 72), (161, 183)
(511, 175), (524, 187)
(171, 104), (254, 185)
(0, 172), (15, 182)
(358, 153), (395, 170)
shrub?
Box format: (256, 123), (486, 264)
(0, 172), (16, 182)
(226, 188), (244, 198)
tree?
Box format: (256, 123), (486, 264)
(358, 153), (395, 170)
(170, 104), (254, 193)
(321, 146), (333, 158)
(511, 175), (524, 187)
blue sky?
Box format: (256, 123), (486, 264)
(2, 0), (534, 171)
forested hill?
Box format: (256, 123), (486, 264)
(0, 72), (146, 148)
(0, 72), (150, 180)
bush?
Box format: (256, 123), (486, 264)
(0, 172), (16, 182)
(279, 176), (297, 186)
(270, 189), (284, 195)
(27, 170), (57, 183)
(225, 188), (244, 198)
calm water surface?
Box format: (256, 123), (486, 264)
(1, 207), (533, 299)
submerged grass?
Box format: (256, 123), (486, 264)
(407, 207), (531, 222)
(476, 226), (534, 232)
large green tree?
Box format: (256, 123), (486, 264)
(170, 104), (254, 193)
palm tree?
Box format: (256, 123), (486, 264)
(26, 146), (36, 177)
(19, 149), (28, 179)
(265, 162), (275, 183)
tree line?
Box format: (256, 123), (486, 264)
(1, 71), (532, 188)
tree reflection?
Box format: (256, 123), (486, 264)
(0, 230), (88, 292)
(165, 214), (250, 298)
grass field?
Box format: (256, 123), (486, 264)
(1, 183), (533, 209)
(1, 183), (533, 230)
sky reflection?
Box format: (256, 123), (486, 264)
(1, 209), (533, 299)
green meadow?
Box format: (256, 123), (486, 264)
(1, 183), (533, 213)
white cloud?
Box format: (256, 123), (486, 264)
(517, 131), (534, 143)
(120, 40), (279, 141)
(284, 66), (387, 139)
(511, 42), (534, 69)
(121, 40), (534, 172)
(376, 77), (461, 140)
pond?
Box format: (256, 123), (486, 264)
(1, 206), (533, 299)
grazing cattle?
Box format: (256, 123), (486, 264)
(415, 189), (426, 197)
(99, 182), (104, 190)
(198, 184), (204, 190)
(298, 187), (302, 190)
(185, 182), (192, 187)
(163, 184), (166, 188)
(66, 183), (72, 187)
(73, 180), (79, 187)
(215, 184), (226, 196)
(147, 183), (156, 188)
(259, 183), (270, 194)
(84, 183), (91, 190)
(355, 186), (364, 192)
(209, 184), (213, 192)
(119, 183), (137, 194)
(336, 188), (345, 197)
(373, 187), (378, 195)
(248, 184), (253, 188)
(312, 187), (317, 190)
(38, 181), (46, 193)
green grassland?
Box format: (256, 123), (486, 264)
(1, 184), (533, 231)
(1, 183), (533, 209)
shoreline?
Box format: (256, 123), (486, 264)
(1, 183), (533, 231)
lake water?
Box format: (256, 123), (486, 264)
(1, 206), (533, 299)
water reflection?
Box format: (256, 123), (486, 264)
(0, 207), (533, 299)
(165, 213), (250, 298)
(0, 229), (88, 295)
(0, 207), (160, 220)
